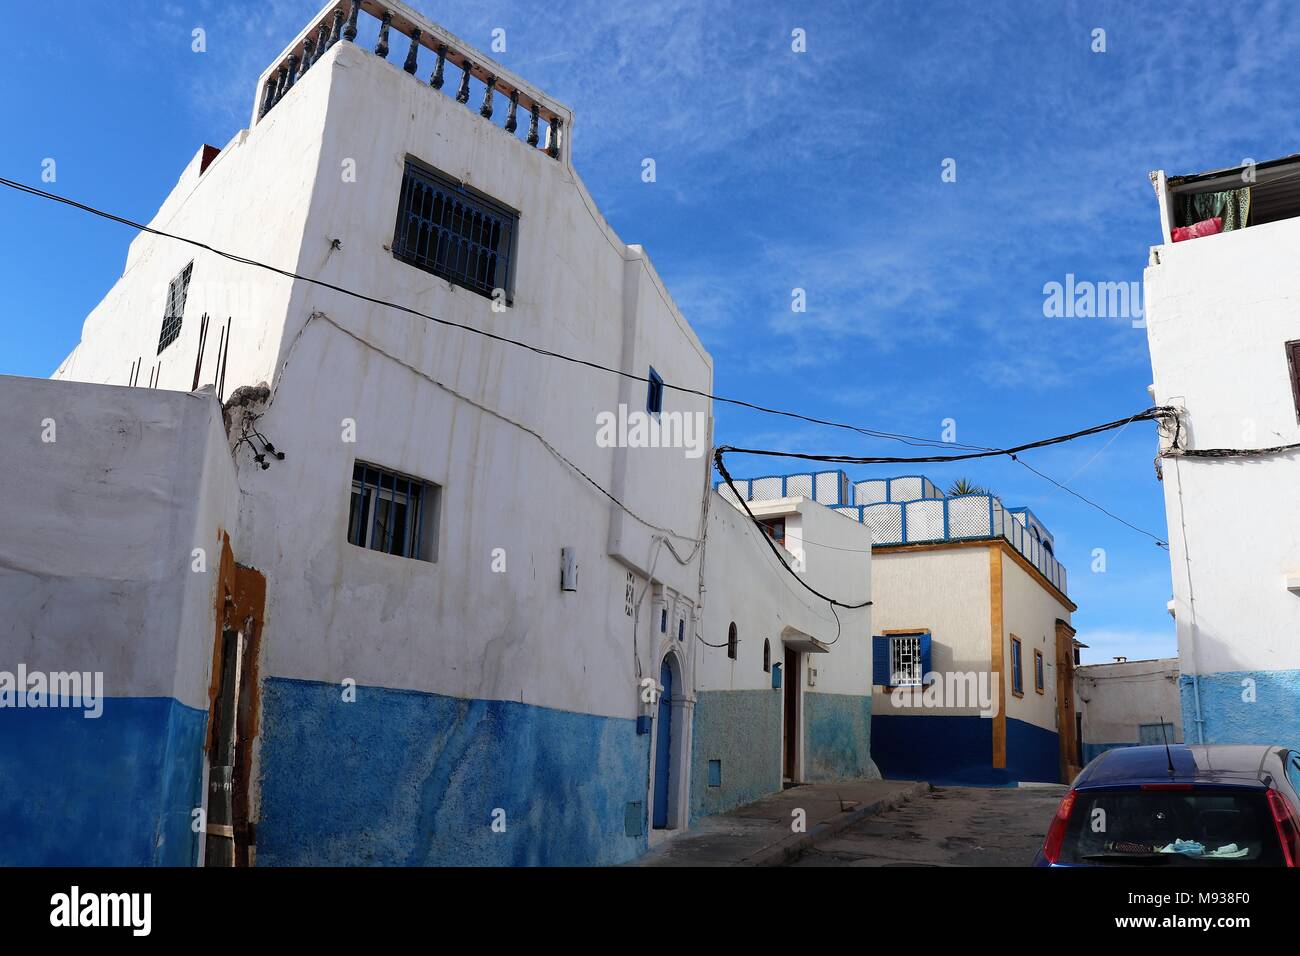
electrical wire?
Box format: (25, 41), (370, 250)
(714, 448), (872, 614)
(2, 177), (1183, 610)
(1164, 441), (1300, 458)
(1, 176), (987, 453)
(716, 407), (1174, 466)
(307, 311), (702, 545)
(1, 175), (1175, 550)
(717, 408), (1176, 550)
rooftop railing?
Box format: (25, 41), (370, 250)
(717, 474), (1068, 597)
(252, 0), (571, 163)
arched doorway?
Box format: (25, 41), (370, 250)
(652, 657), (674, 828)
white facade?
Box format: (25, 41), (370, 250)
(692, 494), (876, 819)
(2, 0), (886, 866)
(1076, 658), (1182, 762)
(1146, 163), (1300, 747)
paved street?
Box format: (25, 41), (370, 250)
(786, 784), (1067, 867)
(633, 780), (928, 866)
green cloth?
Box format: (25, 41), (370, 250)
(1177, 187), (1251, 231)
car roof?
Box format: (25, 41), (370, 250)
(1075, 743), (1293, 790)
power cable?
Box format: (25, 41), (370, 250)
(1, 176), (1167, 545)
(1, 177), (1179, 601)
(1, 176), (980, 452)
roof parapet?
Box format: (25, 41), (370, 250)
(252, 0), (573, 166)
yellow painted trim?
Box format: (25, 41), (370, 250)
(989, 545), (1006, 769)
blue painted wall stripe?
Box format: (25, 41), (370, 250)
(256, 677), (650, 866)
(1179, 670), (1300, 747)
(872, 713), (1059, 786)
(0, 696), (207, 866)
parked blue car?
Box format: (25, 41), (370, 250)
(1035, 744), (1300, 866)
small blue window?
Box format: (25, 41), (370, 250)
(646, 367), (664, 415)
(660, 609), (667, 633)
(1010, 637), (1024, 696)
(708, 759), (722, 787)
(677, 618), (684, 641)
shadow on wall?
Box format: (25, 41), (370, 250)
(803, 692), (880, 782)
(872, 713), (1059, 787)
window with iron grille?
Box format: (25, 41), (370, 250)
(158, 262), (193, 354)
(890, 634), (922, 687)
(346, 462), (439, 562)
(392, 160), (517, 303)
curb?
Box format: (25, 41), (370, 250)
(738, 780), (931, 867)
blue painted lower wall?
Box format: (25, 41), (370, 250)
(0, 696), (207, 866)
(1179, 670), (1300, 747)
(803, 692), (880, 782)
(689, 689), (781, 822)
(256, 678), (650, 866)
(872, 714), (1060, 786)
(1082, 741), (1139, 764)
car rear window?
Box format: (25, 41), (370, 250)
(1058, 788), (1285, 865)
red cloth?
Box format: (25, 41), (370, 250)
(1171, 216), (1222, 242)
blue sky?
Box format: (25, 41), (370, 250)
(3, 0), (1297, 663)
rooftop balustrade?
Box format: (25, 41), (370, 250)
(253, 0), (570, 163)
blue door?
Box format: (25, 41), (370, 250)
(652, 660), (673, 828)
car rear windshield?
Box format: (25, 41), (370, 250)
(1058, 788), (1284, 865)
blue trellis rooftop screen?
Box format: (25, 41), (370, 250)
(718, 470), (1067, 595)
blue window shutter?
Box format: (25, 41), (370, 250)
(872, 636), (890, 686)
(919, 633), (933, 683)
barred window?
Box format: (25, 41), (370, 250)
(890, 634), (922, 687)
(158, 262), (192, 354)
(392, 160), (517, 302)
(347, 462), (439, 562)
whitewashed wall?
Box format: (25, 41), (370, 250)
(1077, 658), (1182, 747)
(698, 497), (872, 695)
(0, 376), (238, 711)
(870, 546), (991, 716)
(1146, 212), (1300, 679)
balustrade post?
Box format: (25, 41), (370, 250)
(505, 90), (518, 132)
(343, 0), (361, 42)
(456, 61), (472, 103)
(430, 44), (446, 88)
(526, 103), (539, 146)
(404, 28), (422, 73)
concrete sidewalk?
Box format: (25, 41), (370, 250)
(631, 779), (929, 866)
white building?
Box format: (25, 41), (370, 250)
(719, 471), (1078, 784)
(0, 0), (874, 866)
(1146, 156), (1300, 748)
(693, 490), (877, 822)
(1076, 658), (1182, 763)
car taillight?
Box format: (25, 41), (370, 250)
(1041, 789), (1077, 864)
(1266, 789), (1300, 867)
